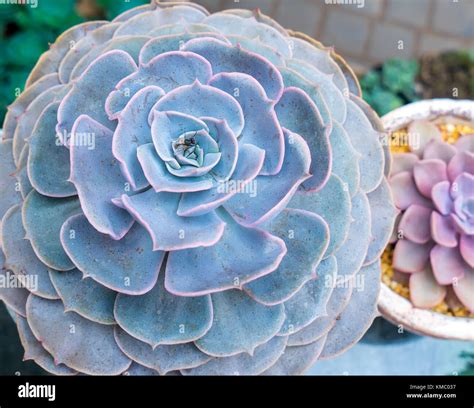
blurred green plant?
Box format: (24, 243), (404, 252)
(360, 59), (421, 117)
(0, 1), (84, 124)
(361, 52), (473, 117)
(0, 0), (151, 125)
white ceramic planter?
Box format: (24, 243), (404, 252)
(379, 99), (474, 341)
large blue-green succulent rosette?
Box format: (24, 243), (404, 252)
(0, 1), (396, 375)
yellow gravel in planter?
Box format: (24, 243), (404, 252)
(438, 123), (473, 144)
(383, 123), (474, 318)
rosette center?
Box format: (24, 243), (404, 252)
(170, 129), (218, 171)
(165, 127), (221, 178)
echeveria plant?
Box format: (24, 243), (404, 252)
(390, 120), (474, 312)
(0, 1), (395, 375)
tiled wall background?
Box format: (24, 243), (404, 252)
(174, 0), (473, 71)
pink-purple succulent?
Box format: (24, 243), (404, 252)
(0, 1), (395, 375)
(390, 120), (474, 312)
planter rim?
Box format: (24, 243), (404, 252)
(382, 98), (474, 132)
(379, 285), (474, 340)
(379, 98), (474, 341)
